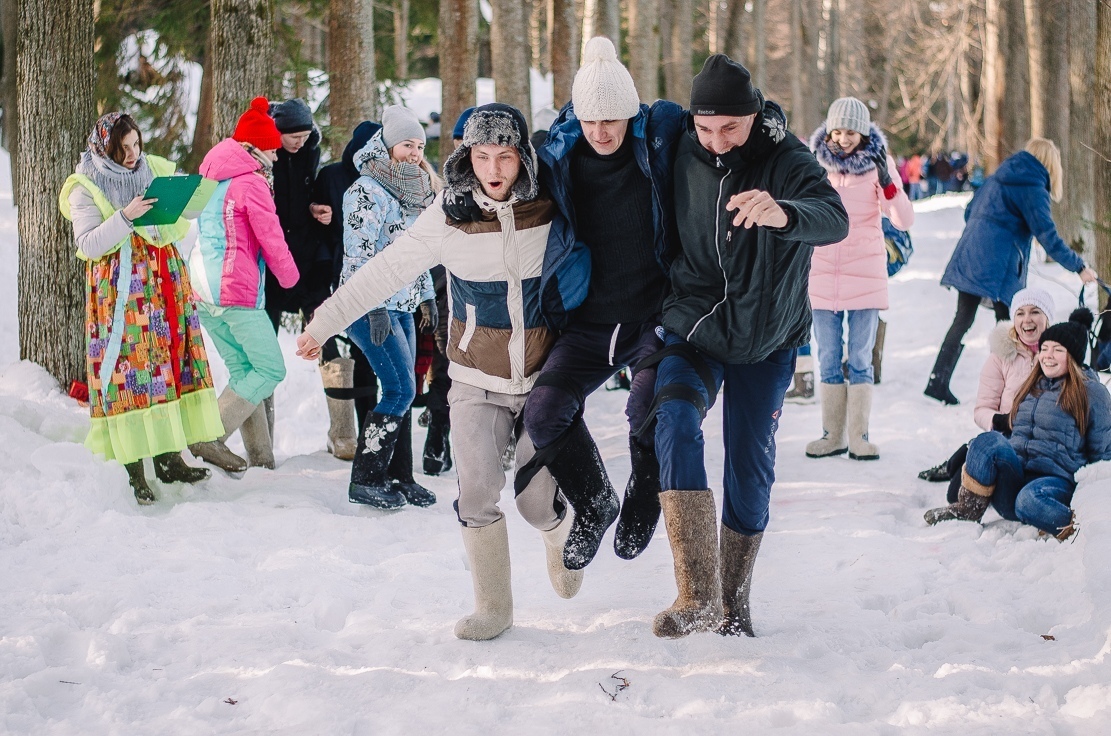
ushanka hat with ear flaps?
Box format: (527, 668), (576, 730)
(689, 54), (763, 117)
(441, 103), (539, 202)
(1040, 308), (1094, 366)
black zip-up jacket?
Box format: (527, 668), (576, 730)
(270, 127), (323, 313)
(663, 103), (849, 364)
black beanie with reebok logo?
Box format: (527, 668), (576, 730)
(689, 54), (763, 117)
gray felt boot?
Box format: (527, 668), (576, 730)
(540, 510), (584, 599)
(847, 383), (880, 461)
(718, 525), (763, 637)
(652, 490), (723, 639)
(455, 517), (514, 641)
(805, 382), (848, 458)
(189, 388), (253, 472)
(240, 401), (275, 469)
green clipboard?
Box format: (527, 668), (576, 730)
(132, 175), (218, 226)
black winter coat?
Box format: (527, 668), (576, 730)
(269, 127), (325, 313)
(663, 102), (849, 364)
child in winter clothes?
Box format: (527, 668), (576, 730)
(188, 97), (300, 472)
(60, 112), (224, 505)
(918, 287), (1055, 500)
(924, 308), (1111, 538)
(805, 97), (914, 461)
(339, 105), (439, 510)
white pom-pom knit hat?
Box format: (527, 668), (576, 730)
(571, 37), (641, 122)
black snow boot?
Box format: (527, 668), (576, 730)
(918, 460), (953, 482)
(924, 344), (964, 405)
(125, 461), (156, 505)
(520, 419), (619, 571)
(349, 411), (406, 508)
(153, 452), (211, 484)
(613, 437), (663, 560)
(422, 410), (452, 476)
(387, 410), (437, 507)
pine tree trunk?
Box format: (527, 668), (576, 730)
(328, 0), (375, 160)
(16, 0), (94, 386)
(185, 33), (215, 172)
(628, 0), (660, 103)
(1063, 0), (1096, 261)
(663, 0), (692, 105)
(983, 0), (1003, 173)
(1, 0), (19, 206)
(531, 0), (548, 75)
(1035, 0), (1068, 148)
(1095, 0), (1111, 297)
(1022, 0), (1044, 137)
(752, 0), (766, 90)
(395, 0), (410, 80)
(439, 0), (478, 150)
(490, 0), (532, 123)
(1002, 0), (1031, 154)
(583, 0), (619, 47)
(210, 0), (275, 145)
(549, 0), (578, 109)
(825, 0), (840, 103)
(725, 0), (748, 65)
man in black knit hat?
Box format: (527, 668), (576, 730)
(512, 36), (686, 574)
(647, 54), (849, 640)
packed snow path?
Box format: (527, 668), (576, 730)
(2, 151), (1110, 733)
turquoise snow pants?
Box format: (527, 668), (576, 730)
(198, 304), (286, 405)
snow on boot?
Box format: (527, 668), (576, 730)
(847, 383), (880, 460)
(349, 411), (406, 508)
(613, 437), (663, 560)
(387, 410), (436, 507)
(422, 411), (453, 475)
(784, 355), (816, 404)
(189, 388), (254, 472)
(501, 433), (517, 472)
(152, 452), (210, 484)
(540, 420), (619, 571)
(455, 517), (513, 640)
(240, 402), (275, 469)
(653, 490), (723, 638)
(718, 526), (763, 637)
(321, 358), (357, 461)
(540, 510), (584, 599)
(924, 468), (993, 525)
(805, 382), (848, 458)
(924, 344), (963, 405)
(125, 461), (156, 505)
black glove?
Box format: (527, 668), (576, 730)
(418, 299), (438, 336)
(870, 145), (895, 195)
(367, 308), (392, 347)
(991, 412), (1011, 435)
(442, 190), (482, 222)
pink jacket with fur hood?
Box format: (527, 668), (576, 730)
(974, 321), (1037, 431)
(807, 124), (914, 311)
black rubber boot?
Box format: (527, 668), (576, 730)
(718, 526), (763, 637)
(125, 461), (156, 505)
(540, 420), (619, 571)
(918, 460), (954, 482)
(613, 437), (662, 560)
(349, 411), (406, 508)
(924, 344), (964, 405)
(153, 452), (211, 484)
(422, 410), (453, 476)
(387, 410), (436, 507)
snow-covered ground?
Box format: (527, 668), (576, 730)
(2, 150), (1111, 734)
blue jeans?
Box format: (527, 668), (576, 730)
(964, 431), (1076, 534)
(812, 308), (879, 385)
(346, 310), (416, 417)
(654, 331), (795, 535)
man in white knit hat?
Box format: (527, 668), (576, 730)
(515, 36), (687, 573)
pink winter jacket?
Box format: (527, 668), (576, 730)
(807, 125), (914, 311)
(974, 321), (1037, 431)
(193, 139), (299, 309)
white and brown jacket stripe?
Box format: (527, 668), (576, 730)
(306, 189), (587, 396)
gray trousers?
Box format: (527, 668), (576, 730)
(449, 382), (562, 530)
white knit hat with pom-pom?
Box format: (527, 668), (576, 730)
(572, 37), (641, 122)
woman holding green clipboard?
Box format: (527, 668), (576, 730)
(59, 112), (226, 505)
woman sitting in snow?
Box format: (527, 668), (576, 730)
(918, 287), (1055, 501)
(924, 308), (1111, 540)
(59, 112), (224, 505)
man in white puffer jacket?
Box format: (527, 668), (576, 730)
(295, 103), (591, 641)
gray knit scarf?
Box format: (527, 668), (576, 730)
(359, 132), (434, 217)
(75, 149), (154, 210)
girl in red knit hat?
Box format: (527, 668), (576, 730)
(187, 97), (300, 473)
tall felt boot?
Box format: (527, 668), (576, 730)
(455, 517), (513, 640)
(613, 437), (663, 560)
(846, 383), (880, 460)
(718, 526), (763, 637)
(240, 402), (275, 469)
(152, 452), (210, 484)
(653, 490), (723, 638)
(349, 411), (406, 508)
(422, 411), (453, 475)
(784, 354), (815, 403)
(924, 467), (993, 524)
(320, 358), (357, 461)
(805, 383), (848, 458)
(387, 409), (436, 507)
(924, 343), (964, 405)
(264, 396), (275, 444)
(189, 388), (254, 472)
(533, 419), (619, 571)
(872, 318), (886, 385)
(125, 461), (155, 505)
(540, 510), (584, 599)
